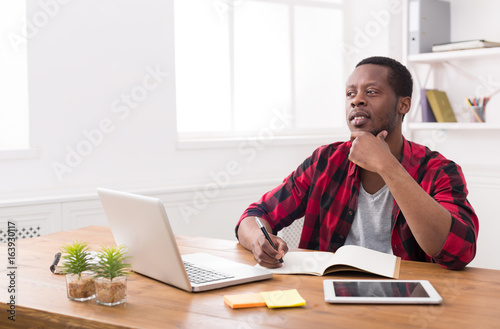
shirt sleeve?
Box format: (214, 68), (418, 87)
(235, 149), (318, 239)
(426, 161), (479, 270)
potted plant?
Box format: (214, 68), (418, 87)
(93, 245), (132, 306)
(60, 241), (96, 301)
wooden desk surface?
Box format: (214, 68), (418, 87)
(1, 226), (499, 329)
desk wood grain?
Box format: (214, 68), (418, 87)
(0, 226), (499, 328)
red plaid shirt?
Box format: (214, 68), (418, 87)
(237, 137), (478, 270)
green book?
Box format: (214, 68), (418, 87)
(425, 90), (457, 122)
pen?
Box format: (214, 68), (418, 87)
(255, 217), (284, 264)
(50, 252), (62, 273)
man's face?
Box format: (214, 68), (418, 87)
(345, 64), (400, 136)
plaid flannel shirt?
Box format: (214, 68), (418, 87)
(237, 137), (478, 270)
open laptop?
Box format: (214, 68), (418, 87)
(97, 188), (272, 292)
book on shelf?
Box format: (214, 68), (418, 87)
(432, 39), (500, 52)
(256, 245), (401, 279)
(420, 89), (436, 122)
(425, 89), (457, 123)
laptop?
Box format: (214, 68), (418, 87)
(97, 188), (272, 292)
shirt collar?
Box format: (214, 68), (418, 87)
(400, 136), (418, 178)
(347, 140), (357, 177)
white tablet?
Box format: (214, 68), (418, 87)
(323, 280), (442, 304)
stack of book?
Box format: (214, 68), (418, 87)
(432, 40), (500, 52)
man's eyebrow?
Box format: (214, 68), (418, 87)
(346, 81), (382, 89)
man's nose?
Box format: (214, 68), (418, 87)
(351, 94), (366, 107)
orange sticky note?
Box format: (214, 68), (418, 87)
(224, 293), (267, 309)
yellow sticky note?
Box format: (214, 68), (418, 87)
(260, 289), (306, 308)
(224, 293), (267, 309)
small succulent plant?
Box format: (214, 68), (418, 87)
(94, 245), (132, 281)
(60, 241), (94, 279)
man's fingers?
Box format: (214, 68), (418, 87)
(252, 235), (285, 268)
(377, 130), (388, 141)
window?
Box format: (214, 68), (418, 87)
(174, 0), (346, 140)
(0, 1), (30, 151)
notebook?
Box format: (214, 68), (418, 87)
(97, 188), (272, 292)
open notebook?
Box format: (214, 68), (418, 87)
(97, 188), (272, 292)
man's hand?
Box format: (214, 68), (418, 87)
(237, 217), (288, 268)
(349, 130), (392, 173)
(252, 233), (288, 268)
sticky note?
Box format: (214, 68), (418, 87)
(224, 293), (267, 309)
(260, 289), (306, 308)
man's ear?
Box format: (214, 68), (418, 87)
(398, 96), (411, 115)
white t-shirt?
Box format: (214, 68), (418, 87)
(344, 183), (394, 254)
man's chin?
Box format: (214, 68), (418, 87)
(349, 126), (378, 136)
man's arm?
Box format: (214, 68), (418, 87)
(349, 131), (451, 256)
(235, 149), (320, 268)
(237, 216), (288, 268)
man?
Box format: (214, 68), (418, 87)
(235, 56), (478, 270)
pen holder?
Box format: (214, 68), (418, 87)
(468, 106), (485, 123)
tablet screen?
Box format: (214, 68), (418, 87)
(332, 281), (429, 298)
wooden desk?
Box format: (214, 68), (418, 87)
(0, 226), (499, 328)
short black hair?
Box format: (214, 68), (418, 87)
(355, 56), (413, 98)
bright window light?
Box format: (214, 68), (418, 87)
(0, 1), (30, 150)
(174, 0), (344, 138)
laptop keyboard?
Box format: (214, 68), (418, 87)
(183, 261), (234, 284)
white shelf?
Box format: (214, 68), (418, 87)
(408, 122), (500, 130)
(408, 47), (500, 64)
(407, 46), (500, 131)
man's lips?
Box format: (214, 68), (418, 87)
(349, 110), (370, 126)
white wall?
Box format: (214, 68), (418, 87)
(448, 0), (500, 42)
(0, 0), (498, 269)
(0, 0), (328, 239)
(343, 0), (404, 69)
